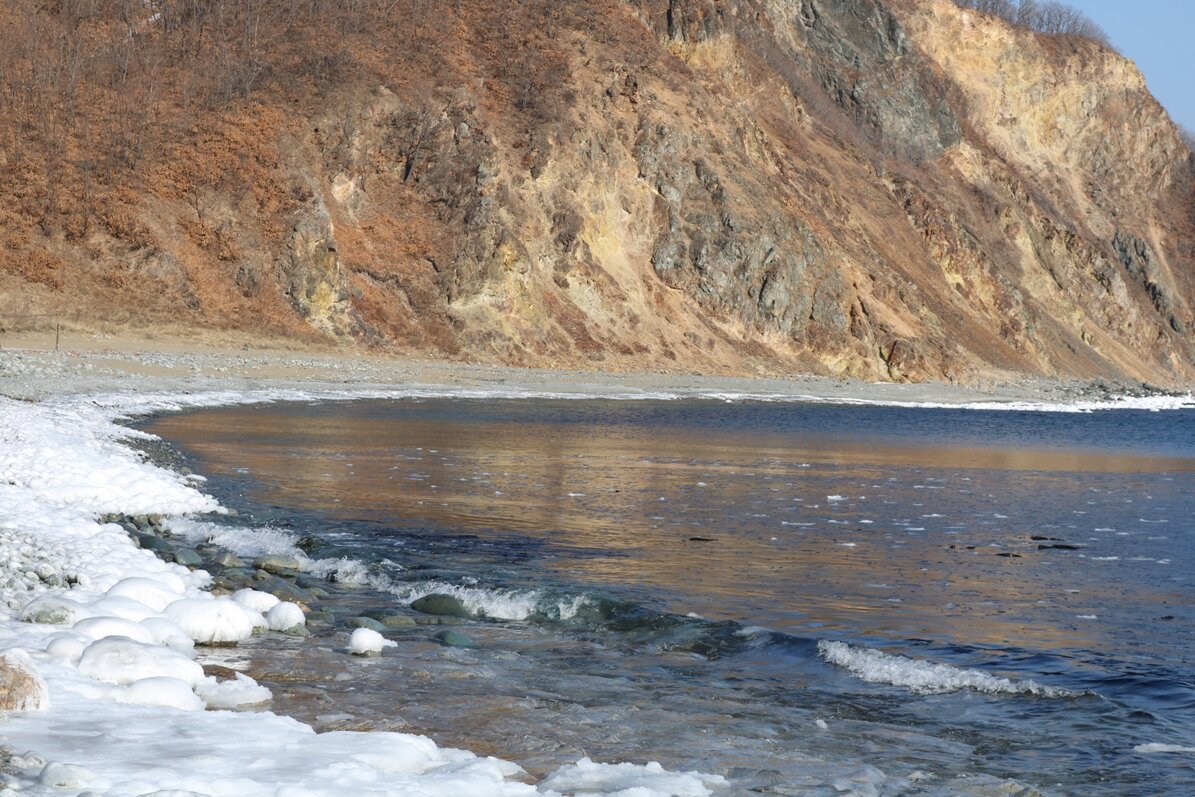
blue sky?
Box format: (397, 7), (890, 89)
(1071, 0), (1194, 132)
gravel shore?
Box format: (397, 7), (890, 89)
(0, 333), (1147, 406)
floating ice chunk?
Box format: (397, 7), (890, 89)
(77, 636), (205, 687)
(118, 677), (205, 711)
(827, 495), (846, 502)
(232, 588), (280, 614)
(106, 576), (186, 612)
(266, 602), (305, 631)
(164, 597), (258, 644)
(539, 757), (728, 797)
(197, 672), (272, 709)
(72, 615), (157, 645)
(349, 627), (395, 656)
(1134, 743), (1195, 754)
(818, 641), (1077, 697)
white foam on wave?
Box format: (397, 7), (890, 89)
(1134, 743), (1195, 754)
(817, 641), (1079, 697)
(171, 514), (595, 625)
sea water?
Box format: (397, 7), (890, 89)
(143, 399), (1195, 796)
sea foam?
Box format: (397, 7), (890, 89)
(818, 641), (1079, 697)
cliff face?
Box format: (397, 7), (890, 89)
(1, 0), (1192, 384)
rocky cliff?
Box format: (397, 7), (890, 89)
(1, 0), (1191, 384)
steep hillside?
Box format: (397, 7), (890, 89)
(0, 0), (1191, 384)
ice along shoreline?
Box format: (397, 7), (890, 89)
(0, 387), (740, 796)
(1, 344), (1192, 797)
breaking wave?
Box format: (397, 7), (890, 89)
(817, 641), (1083, 698)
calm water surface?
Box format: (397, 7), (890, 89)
(144, 399), (1195, 796)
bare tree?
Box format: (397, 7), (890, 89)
(955, 0), (1016, 23)
(1180, 125), (1195, 155)
(953, 0), (1110, 47)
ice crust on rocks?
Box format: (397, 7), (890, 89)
(349, 627), (396, 655)
(266, 601), (305, 631)
(539, 757), (729, 796)
(163, 597), (260, 645)
(0, 391), (727, 797)
(232, 587), (280, 614)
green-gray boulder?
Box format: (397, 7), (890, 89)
(410, 594), (471, 618)
(432, 630), (475, 648)
(346, 616), (387, 632)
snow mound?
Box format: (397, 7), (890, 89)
(88, 594), (160, 622)
(197, 672), (272, 709)
(44, 633), (88, 662)
(72, 615), (157, 645)
(19, 594), (88, 626)
(232, 588), (280, 614)
(118, 677), (205, 711)
(266, 601), (305, 631)
(140, 616), (197, 651)
(164, 598), (258, 644)
(349, 628), (395, 655)
(106, 576), (187, 612)
(77, 636), (205, 687)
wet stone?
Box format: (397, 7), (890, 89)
(136, 534), (172, 552)
(215, 552), (245, 568)
(173, 548), (203, 567)
(295, 575), (328, 590)
(413, 615), (463, 626)
(347, 617), (387, 632)
(432, 629), (475, 648)
(266, 580), (315, 605)
(380, 614), (417, 628)
(254, 556), (302, 575)
(410, 593), (471, 618)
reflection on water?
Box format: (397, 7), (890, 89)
(148, 400), (1193, 657)
(145, 399), (1195, 796)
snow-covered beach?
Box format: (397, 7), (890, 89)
(1, 341), (1191, 796)
(0, 380), (736, 795)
